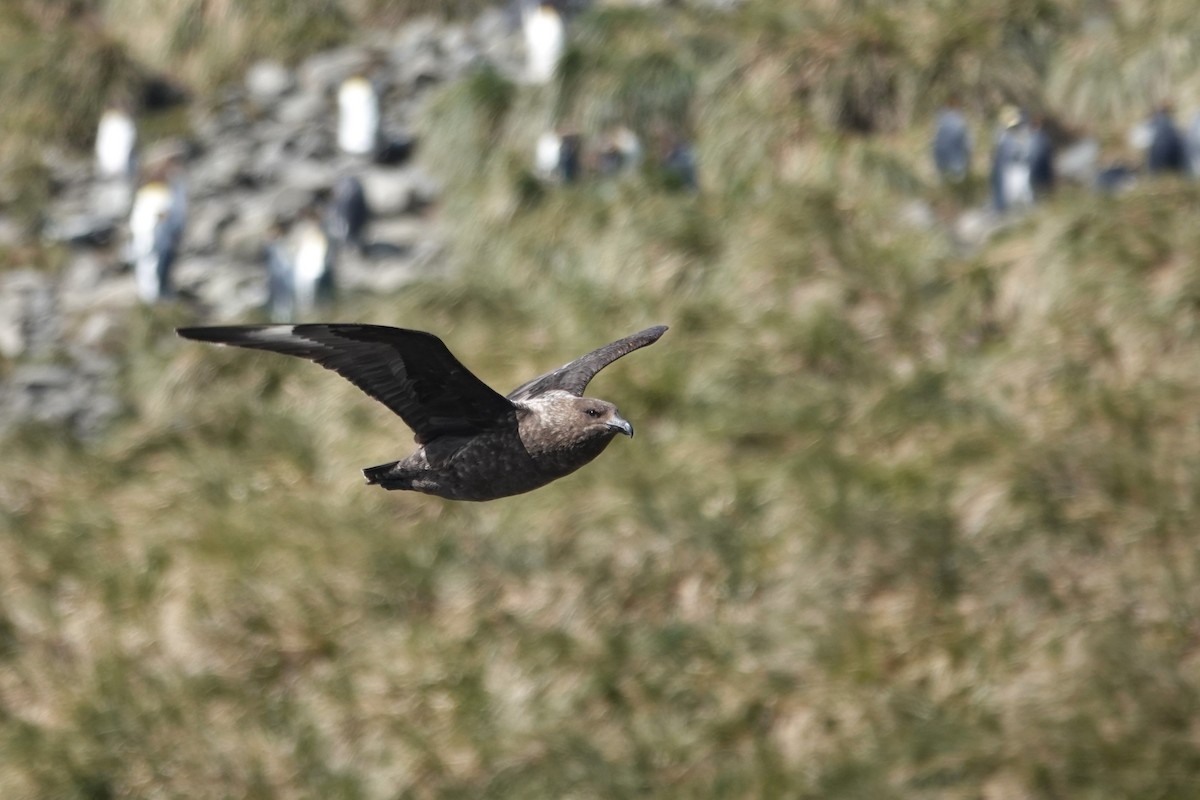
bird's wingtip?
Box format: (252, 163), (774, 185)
(177, 324), (288, 344)
(177, 325), (248, 343)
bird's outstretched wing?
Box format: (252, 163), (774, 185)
(507, 325), (668, 401)
(177, 324), (516, 442)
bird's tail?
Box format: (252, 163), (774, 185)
(363, 460), (410, 490)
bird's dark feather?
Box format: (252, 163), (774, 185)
(176, 324), (516, 442)
(506, 325), (668, 401)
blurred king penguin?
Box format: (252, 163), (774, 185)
(991, 106), (1033, 213)
(128, 158), (186, 303)
(338, 73), (380, 156)
(291, 210), (335, 317)
(1027, 115), (1056, 198)
(1145, 103), (1187, 174)
(523, 1), (565, 85)
(265, 223), (296, 323)
(327, 174), (370, 254)
(932, 100), (971, 182)
(596, 124), (643, 177)
(95, 103), (138, 180)
(535, 129), (582, 184)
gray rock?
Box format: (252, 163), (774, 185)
(339, 250), (423, 294)
(70, 311), (121, 350)
(471, 6), (512, 41)
(57, 252), (106, 306)
(142, 140), (193, 171)
(276, 89), (328, 127)
(405, 165), (441, 210)
(284, 125), (336, 162)
(187, 202), (239, 254)
(190, 141), (256, 194)
(246, 59), (295, 103)
(174, 255), (266, 319)
(208, 97), (254, 137)
(90, 181), (134, 220)
(0, 214), (24, 248)
(43, 147), (92, 191)
(1056, 138), (1100, 185)
(367, 215), (424, 249)
(250, 137), (290, 182)
(265, 187), (314, 224)
(0, 359), (120, 439)
(0, 269), (58, 359)
(42, 213), (117, 247)
(438, 24), (485, 77)
(299, 46), (371, 93)
(219, 199), (277, 262)
(361, 165), (440, 216)
(280, 159), (339, 194)
(393, 16), (442, 56)
(441, 24), (469, 53)
(4, 364), (77, 418)
(395, 47), (447, 89)
(471, 8), (522, 67)
(58, 252), (138, 312)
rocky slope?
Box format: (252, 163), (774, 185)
(0, 8), (526, 438)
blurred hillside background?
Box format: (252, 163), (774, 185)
(5, 0), (1200, 797)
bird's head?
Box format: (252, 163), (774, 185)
(576, 396), (633, 439)
(517, 391), (634, 459)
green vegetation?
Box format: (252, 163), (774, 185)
(6, 0), (1200, 797)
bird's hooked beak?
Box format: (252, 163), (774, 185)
(607, 412), (634, 438)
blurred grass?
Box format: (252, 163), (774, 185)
(7, 0), (1200, 798)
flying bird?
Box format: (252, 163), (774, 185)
(175, 323), (668, 500)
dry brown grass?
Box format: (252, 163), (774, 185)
(6, 1), (1200, 798)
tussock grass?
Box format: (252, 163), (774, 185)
(1047, 2), (1200, 125)
(7, 0), (1200, 797)
(558, 7), (700, 134)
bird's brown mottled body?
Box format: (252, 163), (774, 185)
(176, 324), (665, 501)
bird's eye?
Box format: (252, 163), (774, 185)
(586, 408), (601, 418)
